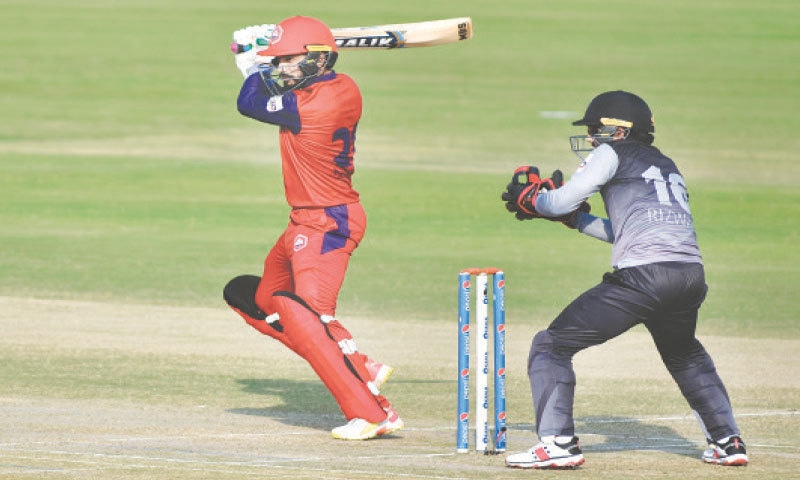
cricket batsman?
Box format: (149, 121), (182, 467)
(222, 16), (402, 440)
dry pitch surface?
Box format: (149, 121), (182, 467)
(1, 296), (798, 479)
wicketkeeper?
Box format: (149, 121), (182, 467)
(502, 90), (748, 468)
(222, 16), (402, 440)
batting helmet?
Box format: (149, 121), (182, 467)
(572, 90), (655, 134)
(258, 16), (338, 58)
(255, 16), (338, 95)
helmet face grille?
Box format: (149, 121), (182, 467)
(258, 49), (336, 95)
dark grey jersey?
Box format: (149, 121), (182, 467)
(536, 140), (702, 268)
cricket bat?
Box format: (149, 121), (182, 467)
(331, 17), (472, 49)
(231, 17), (473, 53)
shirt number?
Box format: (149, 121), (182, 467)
(332, 125), (357, 174)
(641, 166), (691, 213)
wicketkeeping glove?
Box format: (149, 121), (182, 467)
(542, 169), (563, 191)
(231, 24), (275, 78)
(501, 166), (545, 220)
(531, 169), (591, 228)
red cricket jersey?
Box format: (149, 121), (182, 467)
(236, 71), (362, 208)
(280, 73), (362, 208)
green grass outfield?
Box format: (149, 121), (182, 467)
(1, 0), (798, 478)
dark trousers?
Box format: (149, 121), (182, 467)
(528, 262), (740, 442)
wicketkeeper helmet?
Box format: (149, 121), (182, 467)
(572, 90), (655, 134)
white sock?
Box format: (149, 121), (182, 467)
(541, 435), (574, 444)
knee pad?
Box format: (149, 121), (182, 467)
(273, 299), (370, 387)
(224, 275), (266, 320)
(270, 291), (333, 354)
(224, 275), (285, 335)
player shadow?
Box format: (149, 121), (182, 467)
(510, 416), (702, 459)
(579, 415), (703, 459)
(228, 378), (348, 432)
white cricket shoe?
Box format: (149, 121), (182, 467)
(331, 408), (404, 440)
(702, 435), (748, 466)
(506, 436), (585, 469)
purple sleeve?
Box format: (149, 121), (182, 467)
(236, 74), (301, 133)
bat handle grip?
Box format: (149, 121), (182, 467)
(230, 42), (251, 54)
(230, 38), (269, 54)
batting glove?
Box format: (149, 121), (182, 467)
(231, 24), (275, 78)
